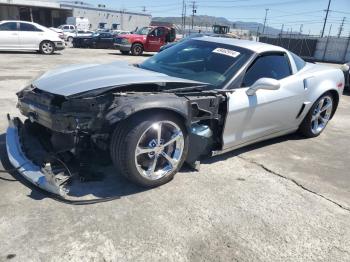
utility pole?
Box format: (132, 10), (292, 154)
(191, 1), (197, 30)
(280, 23), (284, 36)
(328, 23), (332, 37)
(321, 0), (331, 37)
(337, 17), (346, 38)
(299, 24), (303, 35)
(181, 0), (185, 33)
(262, 8), (269, 34)
(142, 6), (146, 12)
(184, 4), (187, 34)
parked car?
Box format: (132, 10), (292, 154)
(57, 24), (76, 32)
(0, 20), (65, 54)
(64, 30), (93, 42)
(342, 62), (350, 91)
(72, 32), (115, 48)
(114, 26), (176, 55)
(6, 37), (345, 196)
(112, 30), (130, 36)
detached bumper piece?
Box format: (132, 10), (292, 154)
(5, 115), (70, 196)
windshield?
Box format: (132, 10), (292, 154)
(140, 39), (253, 87)
(135, 27), (151, 35)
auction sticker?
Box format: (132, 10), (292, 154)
(213, 48), (240, 58)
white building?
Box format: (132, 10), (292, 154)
(0, 0), (151, 30)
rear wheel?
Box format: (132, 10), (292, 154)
(40, 41), (54, 55)
(110, 113), (188, 187)
(299, 93), (334, 137)
(131, 43), (143, 56)
(67, 36), (73, 43)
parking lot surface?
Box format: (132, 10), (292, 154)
(0, 48), (350, 262)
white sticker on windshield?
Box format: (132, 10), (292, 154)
(213, 48), (240, 58)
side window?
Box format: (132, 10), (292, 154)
(242, 54), (291, 87)
(0, 22), (17, 31)
(156, 28), (165, 37)
(19, 23), (41, 32)
(63, 26), (69, 30)
(290, 52), (306, 71)
(70, 26), (75, 30)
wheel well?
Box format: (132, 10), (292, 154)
(327, 90), (339, 119)
(111, 108), (188, 133)
(132, 42), (143, 48)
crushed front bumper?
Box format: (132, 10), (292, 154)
(5, 115), (68, 196)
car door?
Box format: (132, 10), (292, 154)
(146, 27), (165, 52)
(0, 22), (19, 49)
(99, 33), (113, 48)
(222, 52), (305, 150)
(18, 23), (43, 49)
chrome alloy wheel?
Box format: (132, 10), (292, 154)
(42, 42), (54, 54)
(134, 121), (184, 180)
(311, 95), (333, 134)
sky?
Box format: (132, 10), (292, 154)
(85, 0), (350, 36)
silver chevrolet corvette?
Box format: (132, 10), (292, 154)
(6, 37), (345, 196)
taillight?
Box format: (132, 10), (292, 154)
(337, 82), (343, 88)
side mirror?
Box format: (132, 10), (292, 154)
(340, 63), (350, 72)
(246, 78), (280, 96)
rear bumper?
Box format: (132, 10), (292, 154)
(5, 115), (67, 196)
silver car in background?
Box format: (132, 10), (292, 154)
(6, 37), (345, 196)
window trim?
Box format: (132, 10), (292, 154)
(240, 51), (292, 87)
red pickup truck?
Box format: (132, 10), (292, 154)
(114, 26), (176, 55)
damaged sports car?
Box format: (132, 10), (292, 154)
(6, 37), (345, 196)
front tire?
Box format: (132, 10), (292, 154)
(110, 113), (188, 187)
(131, 43), (143, 56)
(40, 41), (55, 55)
(299, 93), (334, 137)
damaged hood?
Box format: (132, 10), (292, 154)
(32, 61), (202, 97)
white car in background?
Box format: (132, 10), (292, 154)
(64, 30), (94, 42)
(0, 20), (65, 54)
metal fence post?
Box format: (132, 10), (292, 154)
(342, 33), (350, 62)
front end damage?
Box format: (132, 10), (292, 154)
(6, 82), (228, 196)
(6, 116), (70, 195)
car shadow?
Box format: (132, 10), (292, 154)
(108, 52), (154, 57)
(343, 89), (350, 96)
(0, 132), (305, 204)
(0, 51), (62, 55)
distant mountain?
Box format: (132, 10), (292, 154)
(152, 15), (281, 35)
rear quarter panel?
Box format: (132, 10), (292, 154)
(296, 63), (344, 122)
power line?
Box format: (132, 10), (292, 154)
(321, 0), (332, 37)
